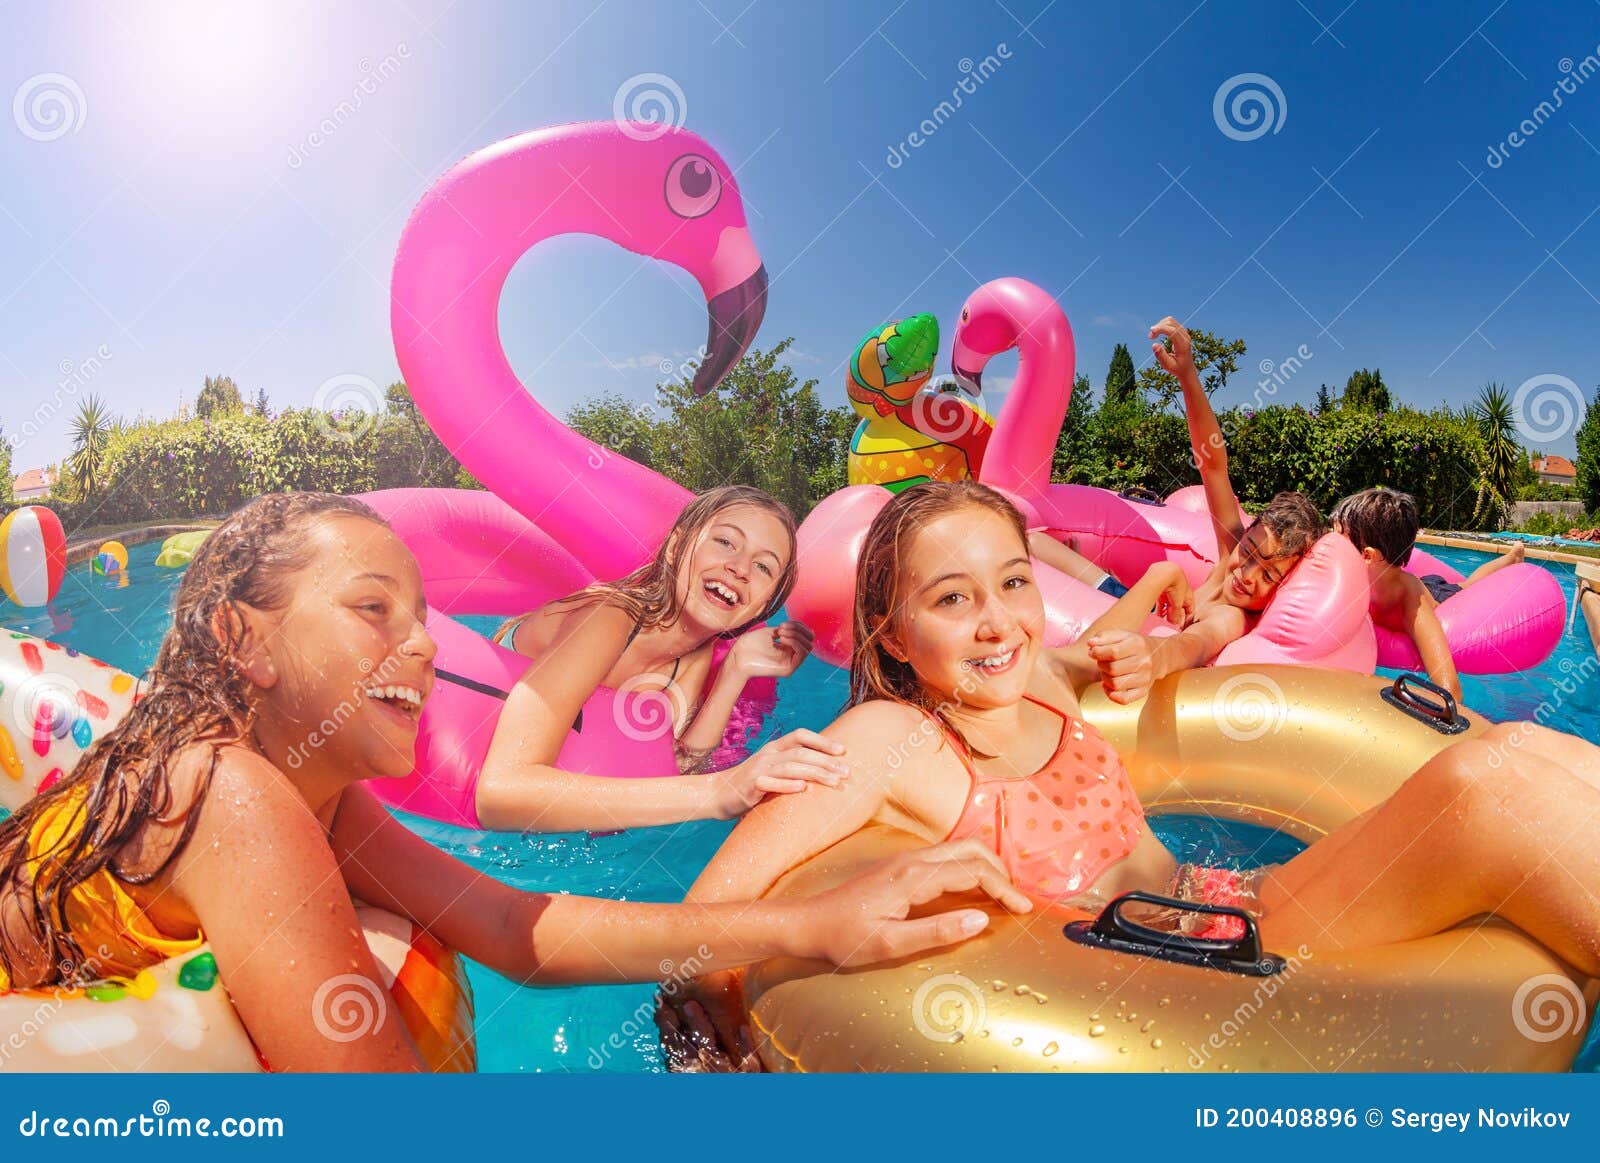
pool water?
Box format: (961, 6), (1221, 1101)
(3, 538), (1595, 1071)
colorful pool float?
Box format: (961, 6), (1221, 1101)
(742, 666), (1593, 1072)
(0, 906), (474, 1072)
(153, 529), (211, 569)
(845, 313), (992, 491)
(0, 631), (137, 814)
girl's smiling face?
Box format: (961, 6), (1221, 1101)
(881, 508), (1045, 709)
(677, 503), (791, 635)
(246, 515), (436, 781)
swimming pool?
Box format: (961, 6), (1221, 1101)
(3, 537), (1595, 1070)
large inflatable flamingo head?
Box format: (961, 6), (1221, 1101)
(582, 122), (768, 394)
(949, 277), (1069, 394)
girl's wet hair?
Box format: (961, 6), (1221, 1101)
(0, 492), (386, 988)
(847, 480), (1028, 756)
(519, 485), (797, 643)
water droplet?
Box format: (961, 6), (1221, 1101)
(1011, 1036), (1024, 1047)
(1150, 1038), (1163, 1049)
(1140, 1019), (1155, 1033)
(1089, 1024), (1106, 1037)
(1042, 1041), (1059, 1057)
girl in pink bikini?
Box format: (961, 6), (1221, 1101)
(670, 480), (1600, 1069)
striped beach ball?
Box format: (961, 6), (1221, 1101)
(0, 506), (68, 607)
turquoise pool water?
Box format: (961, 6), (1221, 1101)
(3, 537), (1595, 1071)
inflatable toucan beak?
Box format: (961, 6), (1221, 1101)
(693, 264), (768, 396)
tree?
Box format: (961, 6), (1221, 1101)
(253, 386), (271, 416)
(1136, 328), (1247, 408)
(384, 382), (439, 480)
(66, 393), (115, 503)
(1314, 383), (1333, 413)
(0, 423), (12, 506)
(1471, 382), (1521, 524)
(196, 374), (243, 419)
(1103, 343), (1136, 405)
(1577, 385), (1600, 515)
(1051, 375), (1096, 482)
(1343, 368), (1391, 413)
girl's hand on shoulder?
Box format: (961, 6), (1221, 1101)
(726, 621), (815, 680)
(797, 839), (1032, 967)
(714, 728), (848, 818)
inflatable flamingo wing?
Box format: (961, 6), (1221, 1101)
(391, 122), (767, 580)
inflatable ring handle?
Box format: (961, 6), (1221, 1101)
(1381, 673), (1470, 736)
(1115, 486), (1166, 507)
(1062, 891), (1286, 978)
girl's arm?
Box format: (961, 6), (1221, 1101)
(673, 623), (814, 773)
(331, 783), (1025, 984)
(1050, 561), (1191, 694)
(478, 606), (837, 830)
(172, 748), (425, 1072)
(1152, 317), (1246, 558)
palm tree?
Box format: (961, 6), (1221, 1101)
(67, 393), (115, 502)
(1471, 382), (1521, 525)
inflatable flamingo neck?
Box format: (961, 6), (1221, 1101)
(951, 277), (1075, 496)
(390, 122), (766, 580)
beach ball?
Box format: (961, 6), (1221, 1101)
(91, 539), (129, 578)
(0, 506), (67, 607)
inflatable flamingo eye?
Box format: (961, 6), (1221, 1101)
(665, 154), (722, 218)
(961, 307), (970, 322)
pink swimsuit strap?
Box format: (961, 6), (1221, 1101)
(940, 695), (1145, 903)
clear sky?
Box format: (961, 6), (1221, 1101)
(3, 0), (1599, 475)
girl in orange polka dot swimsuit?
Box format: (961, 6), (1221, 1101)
(676, 485), (1600, 1069)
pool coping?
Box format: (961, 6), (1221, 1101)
(1418, 531), (1599, 568)
(65, 523), (216, 567)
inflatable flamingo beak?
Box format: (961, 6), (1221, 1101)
(693, 263), (768, 395)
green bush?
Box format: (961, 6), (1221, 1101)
(1051, 398), (1496, 530)
(48, 406), (469, 533)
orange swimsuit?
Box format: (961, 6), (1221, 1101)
(942, 695), (1145, 903)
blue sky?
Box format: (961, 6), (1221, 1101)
(3, 0), (1599, 476)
